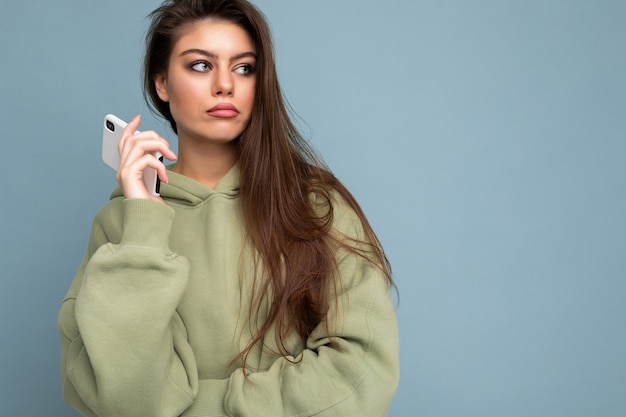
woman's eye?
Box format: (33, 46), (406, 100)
(235, 64), (255, 75)
(191, 62), (210, 72)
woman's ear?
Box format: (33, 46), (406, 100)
(154, 73), (169, 102)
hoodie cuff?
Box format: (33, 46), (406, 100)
(181, 379), (229, 416)
(119, 199), (175, 252)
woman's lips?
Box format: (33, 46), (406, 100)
(207, 103), (239, 118)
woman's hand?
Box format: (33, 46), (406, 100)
(116, 115), (177, 202)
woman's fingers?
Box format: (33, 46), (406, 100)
(116, 115), (177, 200)
(118, 115), (142, 152)
(117, 153), (168, 201)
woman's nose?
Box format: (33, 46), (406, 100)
(212, 68), (233, 96)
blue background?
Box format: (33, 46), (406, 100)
(1, 1), (625, 416)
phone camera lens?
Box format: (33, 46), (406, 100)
(106, 120), (115, 132)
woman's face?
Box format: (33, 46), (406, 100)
(155, 20), (257, 144)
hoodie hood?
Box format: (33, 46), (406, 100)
(110, 162), (240, 206)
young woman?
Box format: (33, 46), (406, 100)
(58, 1), (399, 416)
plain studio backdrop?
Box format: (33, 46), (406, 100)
(1, 1), (624, 416)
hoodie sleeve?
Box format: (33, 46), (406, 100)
(226, 253), (399, 417)
(182, 202), (400, 417)
(58, 199), (198, 417)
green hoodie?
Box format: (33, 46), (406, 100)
(58, 164), (399, 417)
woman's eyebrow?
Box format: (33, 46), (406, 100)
(179, 49), (257, 62)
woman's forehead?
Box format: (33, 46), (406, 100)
(172, 19), (255, 56)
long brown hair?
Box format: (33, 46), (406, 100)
(143, 0), (394, 366)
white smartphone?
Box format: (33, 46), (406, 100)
(102, 114), (163, 196)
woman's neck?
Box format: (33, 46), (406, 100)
(171, 139), (239, 190)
